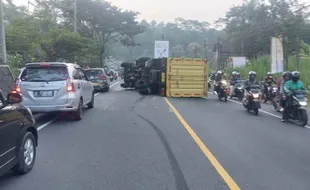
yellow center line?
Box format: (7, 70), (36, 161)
(164, 97), (241, 190)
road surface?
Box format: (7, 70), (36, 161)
(1, 81), (310, 190)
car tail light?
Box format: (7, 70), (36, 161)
(161, 88), (165, 96)
(12, 78), (21, 93)
(66, 78), (75, 92)
(40, 63), (50, 67)
(99, 75), (107, 80)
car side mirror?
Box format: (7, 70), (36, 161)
(7, 92), (23, 104)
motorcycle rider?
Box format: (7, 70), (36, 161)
(209, 71), (216, 80)
(214, 70), (225, 94)
(282, 71), (305, 122)
(229, 71), (238, 97)
(243, 71), (259, 106)
(277, 71), (292, 112)
(236, 72), (241, 80)
(263, 72), (276, 97)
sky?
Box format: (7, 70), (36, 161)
(108, 0), (244, 23)
(12, 0), (244, 24)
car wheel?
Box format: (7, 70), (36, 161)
(74, 99), (83, 120)
(13, 132), (36, 174)
(87, 93), (94, 109)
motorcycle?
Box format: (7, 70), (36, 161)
(285, 90), (308, 127)
(216, 79), (228, 102)
(230, 80), (244, 101)
(262, 84), (277, 103)
(242, 85), (261, 115)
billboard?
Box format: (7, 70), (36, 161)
(271, 36), (284, 74)
(154, 41), (169, 58)
(227, 57), (246, 68)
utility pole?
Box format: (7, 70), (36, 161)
(204, 39), (208, 59)
(28, 0), (30, 14)
(241, 41), (244, 56)
(0, 0), (7, 64)
(216, 36), (221, 71)
(73, 0), (77, 33)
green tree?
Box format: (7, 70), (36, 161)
(40, 29), (96, 62)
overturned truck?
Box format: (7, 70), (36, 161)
(121, 57), (209, 97)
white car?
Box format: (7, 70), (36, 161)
(15, 62), (94, 120)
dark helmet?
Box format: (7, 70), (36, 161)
(291, 71), (300, 82)
(282, 71), (292, 81)
(248, 71), (256, 81)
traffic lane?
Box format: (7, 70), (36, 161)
(0, 90), (178, 190)
(169, 96), (310, 190)
(133, 95), (228, 190)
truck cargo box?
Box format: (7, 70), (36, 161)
(165, 58), (208, 98)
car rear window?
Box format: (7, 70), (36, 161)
(21, 66), (69, 82)
(85, 70), (104, 78)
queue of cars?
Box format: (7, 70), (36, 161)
(0, 62), (114, 178)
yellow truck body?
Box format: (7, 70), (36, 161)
(166, 58), (208, 98)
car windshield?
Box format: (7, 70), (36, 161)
(21, 66), (69, 82)
(85, 70), (104, 79)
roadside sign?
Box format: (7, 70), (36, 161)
(154, 41), (169, 58)
(271, 37), (284, 74)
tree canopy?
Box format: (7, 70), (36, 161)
(4, 0), (145, 68)
(3, 0), (310, 73)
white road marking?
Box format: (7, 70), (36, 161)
(37, 119), (55, 131)
(207, 92), (310, 129)
(110, 81), (120, 88)
(37, 83), (121, 131)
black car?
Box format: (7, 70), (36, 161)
(0, 90), (38, 177)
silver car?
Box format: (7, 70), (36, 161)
(16, 62), (94, 120)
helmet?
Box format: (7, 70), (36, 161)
(248, 71), (256, 81)
(232, 71), (237, 76)
(217, 70), (223, 75)
(282, 71), (292, 81)
(267, 72), (273, 78)
(236, 72), (240, 78)
(291, 71), (300, 82)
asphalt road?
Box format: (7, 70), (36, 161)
(1, 82), (310, 190)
